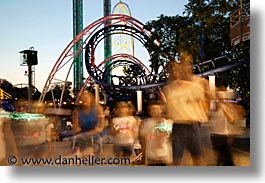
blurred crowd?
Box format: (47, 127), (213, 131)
(0, 52), (247, 166)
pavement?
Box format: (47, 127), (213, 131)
(15, 128), (250, 166)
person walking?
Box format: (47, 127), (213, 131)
(163, 52), (211, 166)
(111, 101), (137, 158)
(140, 101), (173, 166)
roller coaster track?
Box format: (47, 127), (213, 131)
(39, 14), (161, 105)
(39, 14), (249, 107)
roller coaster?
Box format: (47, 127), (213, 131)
(39, 14), (249, 107)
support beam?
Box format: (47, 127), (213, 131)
(73, 0), (84, 95)
(94, 84), (100, 106)
(208, 75), (216, 110)
(136, 90), (142, 113)
(28, 64), (33, 112)
(103, 0), (112, 102)
(104, 0), (112, 60)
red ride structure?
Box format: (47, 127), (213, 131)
(39, 14), (161, 108)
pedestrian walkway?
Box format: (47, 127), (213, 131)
(16, 127), (250, 166)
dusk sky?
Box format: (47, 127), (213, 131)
(0, 0), (188, 91)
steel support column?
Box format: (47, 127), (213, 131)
(73, 0), (83, 95)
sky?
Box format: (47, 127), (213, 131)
(0, 0), (188, 91)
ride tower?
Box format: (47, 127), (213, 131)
(103, 0), (112, 103)
(104, 0), (112, 61)
(112, 1), (135, 56)
(19, 47), (38, 112)
(73, 0), (84, 96)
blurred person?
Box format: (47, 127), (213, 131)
(140, 101), (173, 166)
(104, 105), (111, 128)
(0, 114), (7, 165)
(163, 52), (211, 166)
(101, 105), (113, 144)
(14, 99), (28, 112)
(1, 101), (14, 112)
(210, 89), (245, 166)
(110, 101), (137, 158)
(46, 122), (55, 140)
(72, 91), (104, 156)
(46, 122), (56, 156)
(111, 102), (119, 117)
(0, 115), (19, 165)
(127, 101), (142, 159)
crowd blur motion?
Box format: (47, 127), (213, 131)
(0, 52), (248, 166)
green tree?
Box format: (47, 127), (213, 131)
(0, 79), (14, 95)
(144, 0), (250, 104)
(145, 15), (191, 73)
(44, 83), (73, 106)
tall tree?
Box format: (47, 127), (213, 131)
(144, 0), (250, 104)
(145, 15), (192, 73)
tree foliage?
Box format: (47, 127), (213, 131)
(44, 83), (73, 104)
(144, 0), (250, 104)
(0, 79), (13, 95)
(0, 79), (41, 103)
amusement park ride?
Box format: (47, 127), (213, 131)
(0, 2), (250, 166)
(0, 88), (12, 100)
(38, 0), (250, 110)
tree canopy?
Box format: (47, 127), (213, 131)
(144, 0), (250, 104)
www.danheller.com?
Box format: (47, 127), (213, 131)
(7, 155), (131, 166)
